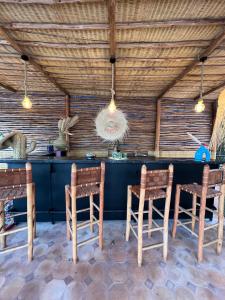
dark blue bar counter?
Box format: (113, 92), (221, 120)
(0, 156), (222, 222)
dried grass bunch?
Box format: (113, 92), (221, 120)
(210, 89), (225, 151)
(58, 115), (79, 135)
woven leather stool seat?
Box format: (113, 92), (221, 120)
(67, 184), (100, 199)
(0, 185), (27, 202)
(180, 183), (221, 198)
(131, 185), (166, 200)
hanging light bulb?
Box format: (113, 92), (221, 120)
(108, 58), (117, 113)
(22, 95), (32, 109)
(21, 57), (32, 109)
(195, 57), (206, 113)
(108, 90), (116, 113)
(195, 98), (205, 113)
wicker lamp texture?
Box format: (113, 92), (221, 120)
(95, 107), (128, 142)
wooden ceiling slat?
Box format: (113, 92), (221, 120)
(2, 18), (225, 31)
(156, 28), (225, 100)
(0, 27), (69, 95)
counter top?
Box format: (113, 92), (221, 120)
(0, 155), (223, 164)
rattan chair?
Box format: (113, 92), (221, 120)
(0, 163), (35, 261)
(172, 164), (225, 262)
(126, 164), (174, 267)
(65, 162), (105, 263)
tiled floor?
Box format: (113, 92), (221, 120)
(0, 221), (225, 300)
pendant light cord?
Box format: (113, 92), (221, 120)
(200, 61), (204, 99)
(24, 61), (27, 97)
(111, 63), (115, 100)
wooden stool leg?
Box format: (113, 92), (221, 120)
(99, 183), (104, 250)
(198, 195), (206, 263)
(172, 184), (181, 238)
(71, 192), (77, 264)
(0, 201), (6, 249)
(126, 185), (132, 242)
(89, 194), (94, 233)
(27, 184), (34, 262)
(32, 184), (36, 239)
(148, 200), (153, 238)
(65, 186), (71, 240)
(163, 193), (171, 262)
(192, 193), (197, 233)
(138, 197), (144, 267)
(217, 191), (225, 254)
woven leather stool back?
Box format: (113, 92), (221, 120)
(0, 167), (32, 188)
(71, 162), (105, 187)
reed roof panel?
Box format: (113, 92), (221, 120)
(0, 1), (224, 99)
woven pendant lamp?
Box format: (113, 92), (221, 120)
(95, 58), (128, 142)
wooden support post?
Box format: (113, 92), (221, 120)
(65, 95), (70, 152)
(211, 100), (218, 160)
(155, 99), (161, 157)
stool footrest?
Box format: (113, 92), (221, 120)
(92, 202), (100, 211)
(152, 205), (164, 218)
(179, 206), (199, 221)
(0, 243), (28, 254)
(177, 220), (198, 237)
(143, 242), (164, 251)
(77, 235), (98, 248)
(77, 219), (99, 230)
(203, 239), (218, 248)
(130, 223), (138, 239)
(204, 223), (219, 231)
(130, 209), (138, 223)
(0, 226), (28, 237)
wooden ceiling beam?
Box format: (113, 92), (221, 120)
(194, 80), (225, 100)
(156, 28), (225, 100)
(0, 80), (16, 92)
(2, 39), (210, 49)
(0, 27), (69, 95)
(0, 0), (104, 4)
(2, 17), (225, 31)
(108, 0), (116, 58)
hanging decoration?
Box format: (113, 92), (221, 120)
(210, 89), (225, 152)
(21, 55), (32, 109)
(95, 58), (128, 142)
(195, 57), (207, 113)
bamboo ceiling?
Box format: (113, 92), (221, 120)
(0, 0), (225, 100)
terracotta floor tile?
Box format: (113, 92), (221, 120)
(0, 221), (225, 299)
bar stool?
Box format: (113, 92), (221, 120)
(0, 163), (35, 261)
(65, 162), (105, 263)
(172, 164), (225, 262)
(126, 164), (174, 267)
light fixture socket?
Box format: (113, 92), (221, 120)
(21, 54), (29, 62)
(110, 56), (116, 64)
(199, 56), (207, 63)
